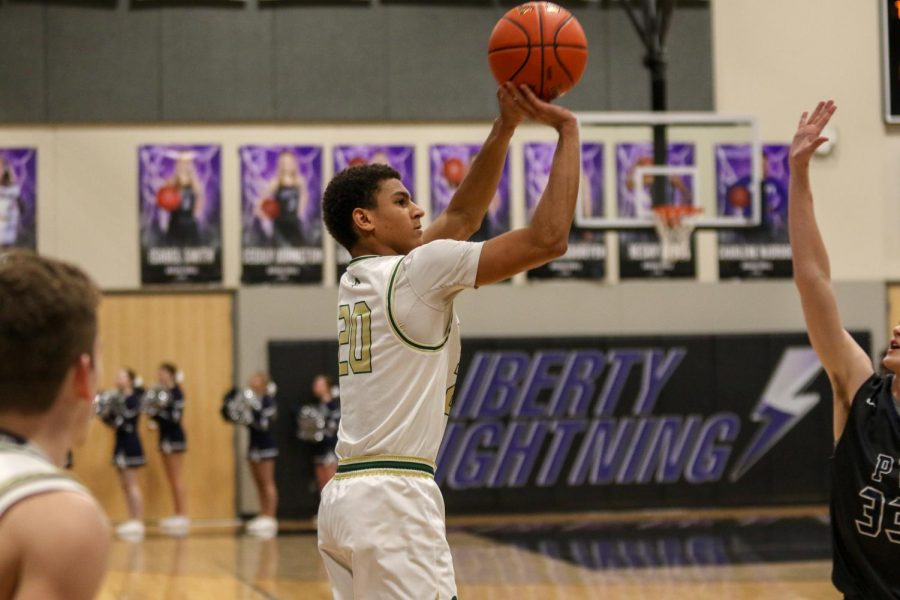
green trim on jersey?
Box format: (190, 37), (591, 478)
(386, 257), (452, 352)
(347, 255), (379, 266)
(336, 459), (435, 477)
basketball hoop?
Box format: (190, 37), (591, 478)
(652, 205), (702, 265)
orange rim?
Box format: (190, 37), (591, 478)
(652, 205), (702, 226)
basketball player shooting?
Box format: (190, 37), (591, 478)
(0, 251), (110, 599)
(317, 83), (579, 599)
(789, 100), (900, 598)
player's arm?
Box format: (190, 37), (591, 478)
(423, 83), (527, 243)
(6, 491), (111, 600)
(788, 101), (873, 433)
(476, 86), (579, 286)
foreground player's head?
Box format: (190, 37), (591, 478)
(323, 164), (424, 256)
(884, 325), (900, 373)
(0, 250), (101, 444)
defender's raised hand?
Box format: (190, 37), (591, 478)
(790, 100), (836, 168)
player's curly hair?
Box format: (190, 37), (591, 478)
(323, 164), (402, 251)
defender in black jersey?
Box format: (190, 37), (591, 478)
(789, 100), (900, 599)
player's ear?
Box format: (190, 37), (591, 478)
(69, 353), (96, 402)
(352, 207), (376, 234)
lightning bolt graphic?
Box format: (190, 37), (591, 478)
(729, 347), (823, 482)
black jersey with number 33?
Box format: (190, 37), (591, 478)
(831, 374), (900, 599)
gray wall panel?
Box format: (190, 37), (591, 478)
(554, 6), (610, 111)
(273, 6), (388, 121)
(0, 3), (47, 122)
(0, 2), (713, 123)
(608, 9), (652, 111)
(385, 6), (502, 120)
(160, 7), (275, 120)
(46, 4), (161, 122)
(665, 7), (713, 111)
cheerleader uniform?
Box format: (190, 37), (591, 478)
(311, 397), (340, 465)
(154, 385), (187, 454)
(248, 394), (278, 463)
(110, 390), (145, 469)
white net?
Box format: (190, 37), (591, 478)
(653, 207), (700, 265)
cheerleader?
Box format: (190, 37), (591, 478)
(152, 362), (189, 534)
(244, 372), (278, 537)
(102, 369), (146, 539)
(310, 374), (340, 493)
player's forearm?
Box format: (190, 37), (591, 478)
(527, 120), (580, 251)
(444, 118), (516, 228)
(789, 164), (832, 285)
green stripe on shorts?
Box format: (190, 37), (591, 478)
(336, 460), (435, 476)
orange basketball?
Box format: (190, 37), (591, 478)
(488, 2), (588, 102)
(156, 185), (180, 212)
(728, 185), (751, 209)
(261, 198), (281, 219)
(443, 157), (466, 187)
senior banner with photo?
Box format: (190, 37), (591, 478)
(240, 145), (323, 284)
(617, 143), (696, 279)
(0, 147), (36, 250)
(716, 144), (792, 279)
(333, 145), (415, 277)
(139, 144), (222, 284)
(429, 144), (510, 242)
(525, 142), (605, 280)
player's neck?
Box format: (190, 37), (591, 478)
(0, 409), (72, 467)
(350, 238), (400, 259)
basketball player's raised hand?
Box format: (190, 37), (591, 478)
(790, 100), (836, 168)
(506, 84), (577, 131)
(497, 82), (529, 129)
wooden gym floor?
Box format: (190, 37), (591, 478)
(97, 506), (839, 599)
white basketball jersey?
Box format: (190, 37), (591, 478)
(0, 439), (90, 519)
(335, 239), (482, 463)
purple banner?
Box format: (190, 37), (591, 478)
(525, 142), (605, 280)
(333, 145), (415, 274)
(139, 144), (222, 284)
(716, 144), (792, 279)
(240, 146), (323, 284)
(430, 144), (510, 242)
(616, 143), (696, 279)
(0, 148), (36, 250)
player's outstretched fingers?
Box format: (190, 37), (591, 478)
(505, 83), (538, 120)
